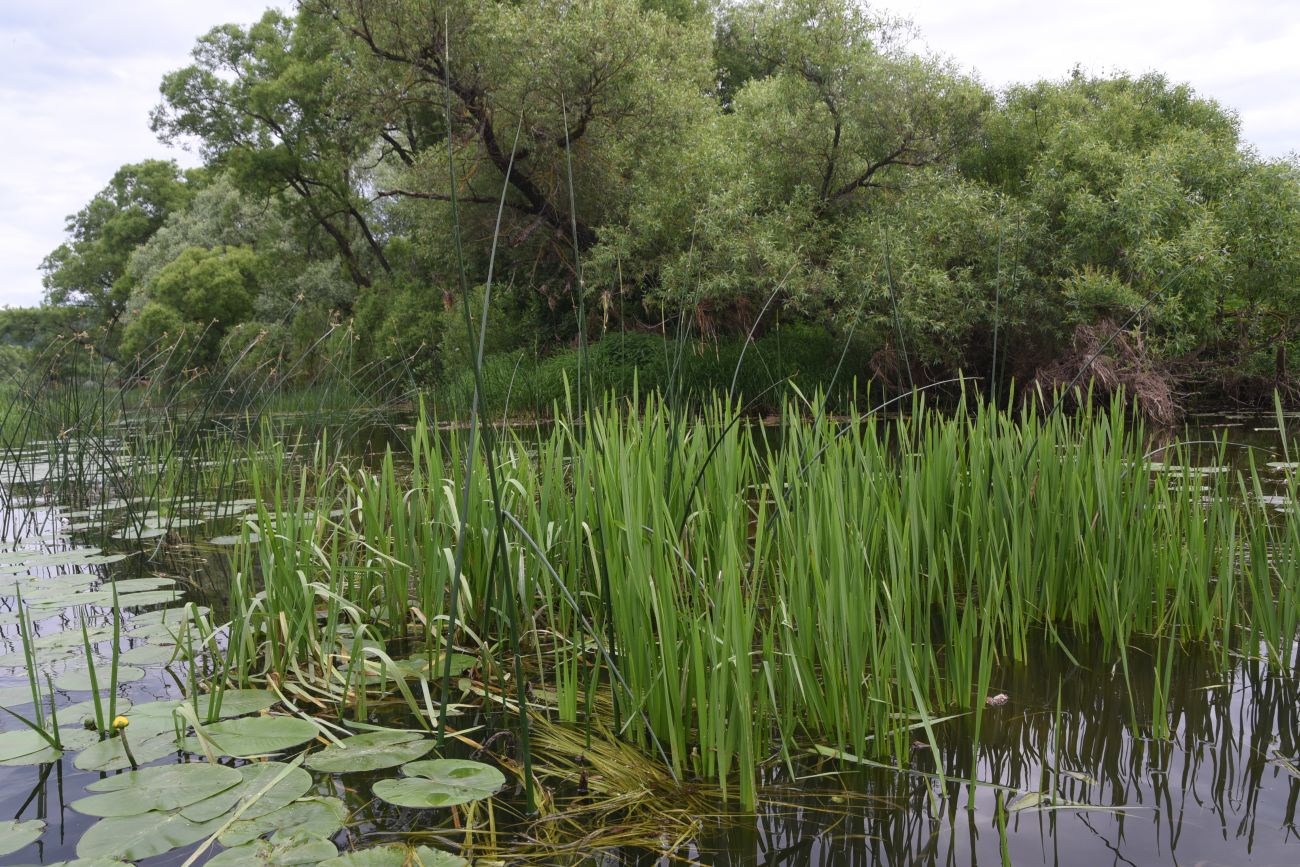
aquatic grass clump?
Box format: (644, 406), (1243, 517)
(222, 390), (1300, 808)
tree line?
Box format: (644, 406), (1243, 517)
(11, 0), (1300, 414)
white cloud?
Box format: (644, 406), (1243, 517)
(1, 0), (1295, 309)
(888, 0), (1299, 157)
(0, 1), (274, 308)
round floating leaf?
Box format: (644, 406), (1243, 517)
(55, 665), (145, 692)
(209, 533), (260, 546)
(117, 644), (177, 665)
(0, 819), (45, 857)
(191, 689), (278, 720)
(74, 730), (178, 772)
(112, 526), (169, 541)
(58, 697), (131, 724)
(0, 730), (56, 764)
(76, 811), (224, 861)
(385, 655), (476, 681)
(73, 763), (242, 817)
(130, 605), (210, 626)
(31, 625), (113, 650)
(110, 590), (183, 609)
(0, 684), (36, 707)
(220, 797), (349, 847)
(304, 730), (433, 774)
(319, 846), (407, 867)
(185, 715), (319, 758)
(128, 699), (183, 719)
(410, 847), (468, 867)
(320, 845), (465, 867)
(52, 727), (100, 752)
(123, 622), (189, 644)
(182, 761), (313, 823)
(23, 578), (98, 602)
(208, 836), (338, 866)
(106, 578), (176, 593)
(372, 759), (505, 808)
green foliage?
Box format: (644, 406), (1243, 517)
(40, 160), (199, 342)
(152, 10), (386, 293)
(119, 303), (190, 366)
(226, 394), (1300, 807)
(26, 1), (1300, 405)
(439, 324), (871, 415)
(965, 71), (1300, 387)
(120, 246), (260, 369)
(353, 279), (447, 384)
(152, 246), (259, 325)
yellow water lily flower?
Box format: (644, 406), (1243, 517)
(112, 716), (130, 729)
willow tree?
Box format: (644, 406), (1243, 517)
(152, 10), (389, 296)
(40, 160), (199, 342)
(587, 0), (991, 347)
(311, 0), (715, 290)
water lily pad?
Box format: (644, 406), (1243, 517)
(319, 847), (404, 867)
(185, 715), (319, 758)
(220, 797), (349, 847)
(130, 605), (210, 626)
(52, 727), (100, 752)
(182, 761), (313, 822)
(58, 697), (132, 725)
(0, 730), (57, 764)
(191, 688), (279, 720)
(73, 763), (243, 817)
(124, 622), (191, 643)
(304, 730), (433, 774)
(55, 665), (146, 691)
(117, 644), (178, 665)
(106, 578), (177, 593)
(110, 590), (183, 609)
(0, 684), (37, 707)
(0, 819), (45, 856)
(372, 759), (505, 808)
(18, 860), (131, 867)
(208, 836), (338, 866)
(30, 626), (113, 651)
(112, 526), (168, 541)
(383, 655), (476, 681)
(409, 848), (467, 867)
(321, 845), (465, 867)
(128, 699), (184, 719)
(74, 729), (179, 772)
(210, 533), (260, 546)
(76, 811), (225, 861)
(0, 548), (102, 568)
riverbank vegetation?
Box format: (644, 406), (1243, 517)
(2, 371), (1298, 863)
(4, 0), (1298, 417)
(223, 393), (1300, 811)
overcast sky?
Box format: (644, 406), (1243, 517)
(1, 0), (1296, 308)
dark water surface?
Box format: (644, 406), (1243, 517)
(1, 412), (1298, 866)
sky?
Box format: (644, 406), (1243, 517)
(1, 0), (1296, 309)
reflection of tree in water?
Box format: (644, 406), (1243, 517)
(672, 642), (1300, 866)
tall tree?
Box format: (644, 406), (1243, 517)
(152, 9), (389, 296)
(41, 160), (197, 340)
(312, 0), (715, 268)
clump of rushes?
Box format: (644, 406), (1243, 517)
(223, 389), (1300, 809)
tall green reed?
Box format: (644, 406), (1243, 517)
(219, 390), (1300, 808)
